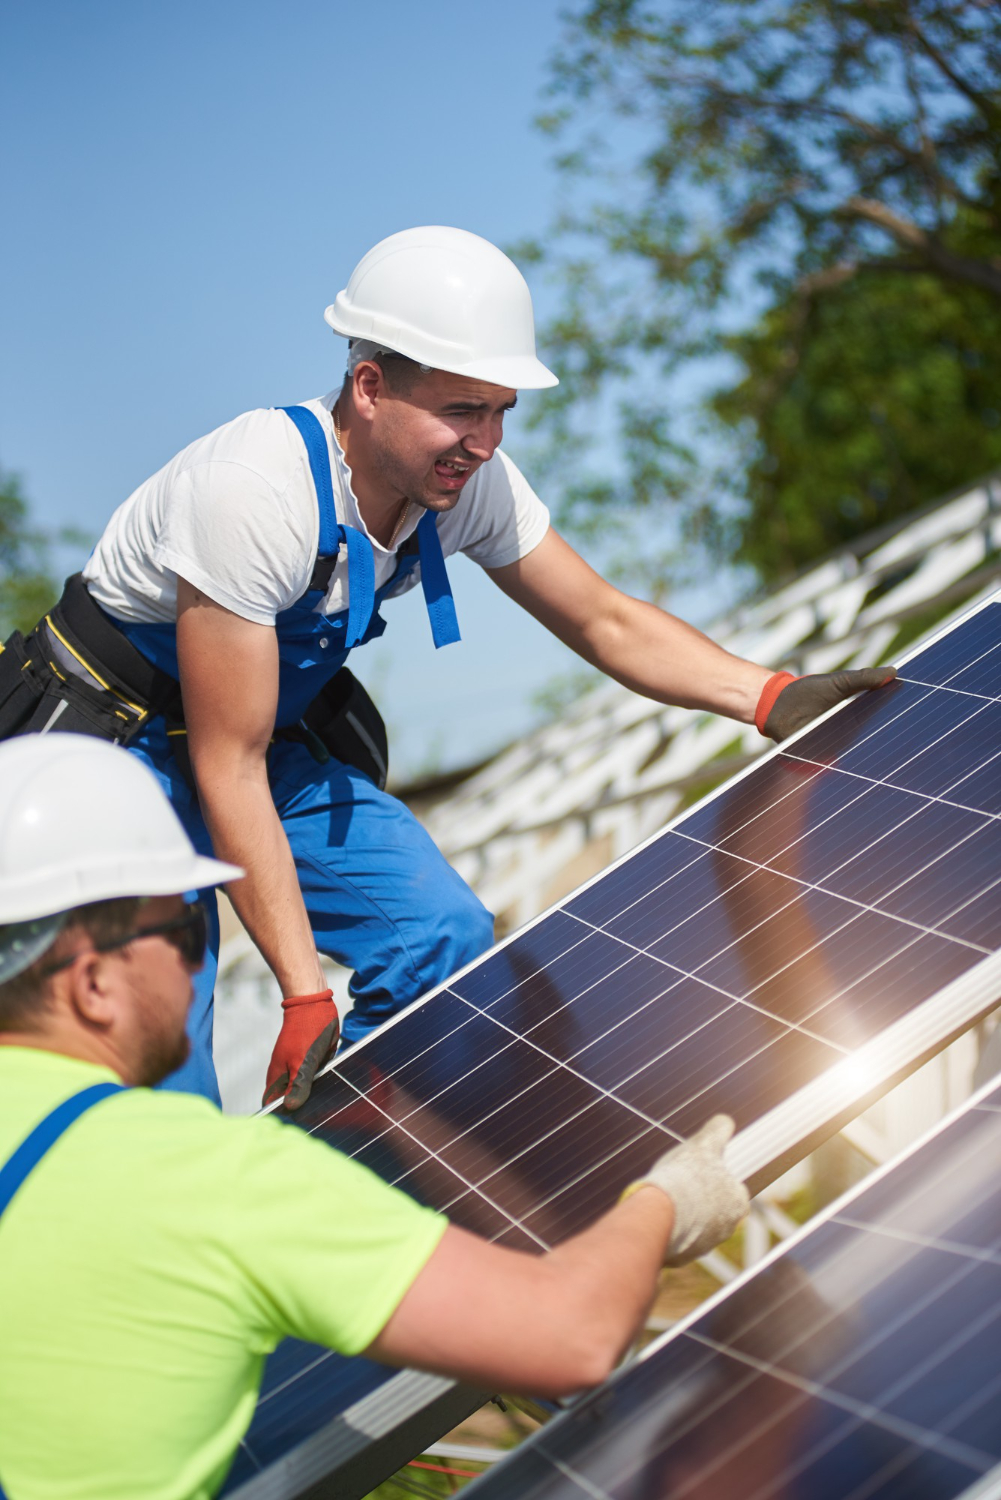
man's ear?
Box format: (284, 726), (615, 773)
(66, 951), (118, 1030)
(352, 361), (386, 421)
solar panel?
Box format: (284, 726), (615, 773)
(223, 593), (1001, 1500)
(463, 1074), (1001, 1500)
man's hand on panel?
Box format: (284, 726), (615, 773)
(626, 1114), (750, 1266)
(263, 989), (340, 1110)
(756, 667), (897, 742)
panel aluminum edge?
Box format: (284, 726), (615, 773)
(640, 1067), (1001, 1370)
(225, 1372), (486, 1500)
(958, 1463), (1001, 1500)
(726, 948), (1001, 1194)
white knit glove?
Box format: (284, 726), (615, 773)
(626, 1115), (750, 1266)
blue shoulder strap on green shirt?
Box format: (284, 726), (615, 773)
(0, 1080), (126, 1499)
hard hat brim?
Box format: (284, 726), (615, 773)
(191, 854), (245, 890)
(324, 305), (559, 390)
(0, 912), (68, 983)
(0, 854), (244, 925)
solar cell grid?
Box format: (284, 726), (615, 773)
(226, 597), (1001, 1497)
(464, 1080), (1001, 1500)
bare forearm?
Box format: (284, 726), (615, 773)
(370, 1191), (675, 1397)
(540, 1187), (675, 1378)
(572, 595), (771, 722)
(195, 763), (325, 997)
(174, 581), (326, 1000)
(490, 533), (771, 723)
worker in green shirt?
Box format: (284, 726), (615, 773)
(0, 733), (748, 1500)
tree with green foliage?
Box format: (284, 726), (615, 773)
(716, 257), (1001, 578)
(0, 470), (60, 638)
(525, 0), (1001, 588)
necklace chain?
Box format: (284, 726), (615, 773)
(388, 500), (411, 550)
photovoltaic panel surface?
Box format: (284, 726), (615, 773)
(463, 1076), (1001, 1500)
(225, 596), (1001, 1498)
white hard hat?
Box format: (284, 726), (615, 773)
(0, 735), (241, 926)
(325, 226), (558, 391)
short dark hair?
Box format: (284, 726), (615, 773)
(344, 349), (427, 397)
(0, 897), (142, 1032)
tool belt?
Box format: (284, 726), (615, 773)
(0, 574), (390, 791)
(282, 665), (389, 790)
(0, 574), (182, 744)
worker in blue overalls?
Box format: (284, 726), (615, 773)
(0, 225), (893, 1110)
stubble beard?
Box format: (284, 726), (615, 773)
(134, 999), (192, 1087)
(373, 432), (466, 516)
(138, 1029), (191, 1089)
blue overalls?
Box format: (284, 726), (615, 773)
(0, 1082), (126, 1500)
(115, 406), (494, 1103)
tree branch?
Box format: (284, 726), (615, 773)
(744, 261), (861, 415)
(840, 196), (1001, 299)
(653, 71), (985, 214)
(904, 15), (1001, 128)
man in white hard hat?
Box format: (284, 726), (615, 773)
(0, 733), (749, 1500)
(0, 226), (893, 1110)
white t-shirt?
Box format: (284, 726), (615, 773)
(83, 392), (550, 627)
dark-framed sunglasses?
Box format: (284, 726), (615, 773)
(42, 901), (208, 975)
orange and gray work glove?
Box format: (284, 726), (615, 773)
(263, 989), (340, 1110)
(755, 666), (897, 742)
(624, 1115), (749, 1266)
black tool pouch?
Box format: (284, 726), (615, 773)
(0, 628), (143, 741)
(0, 574), (182, 748)
(297, 668), (389, 789)
(0, 632), (48, 738)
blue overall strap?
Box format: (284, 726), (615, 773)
(0, 1082), (126, 1223)
(0, 1081), (124, 1500)
(279, 405), (376, 648)
(337, 523), (376, 649)
(416, 510), (461, 649)
(279, 406), (339, 556)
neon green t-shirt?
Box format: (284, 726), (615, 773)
(0, 1048), (448, 1500)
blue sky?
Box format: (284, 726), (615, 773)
(1, 0), (590, 778)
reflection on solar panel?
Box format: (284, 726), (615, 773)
(465, 1076), (1001, 1500)
(224, 596), (1001, 1500)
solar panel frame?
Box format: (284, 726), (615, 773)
(226, 588), (1001, 1500)
(462, 1072), (1001, 1500)
(223, 1373), (486, 1500)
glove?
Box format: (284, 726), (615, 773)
(756, 666), (897, 742)
(624, 1115), (749, 1266)
(263, 989), (340, 1110)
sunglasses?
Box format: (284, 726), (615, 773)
(42, 902), (208, 975)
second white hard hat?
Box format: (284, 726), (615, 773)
(0, 734), (242, 925)
(325, 226), (558, 390)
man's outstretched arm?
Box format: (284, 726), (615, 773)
(366, 1118), (748, 1398)
(489, 529), (894, 739)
